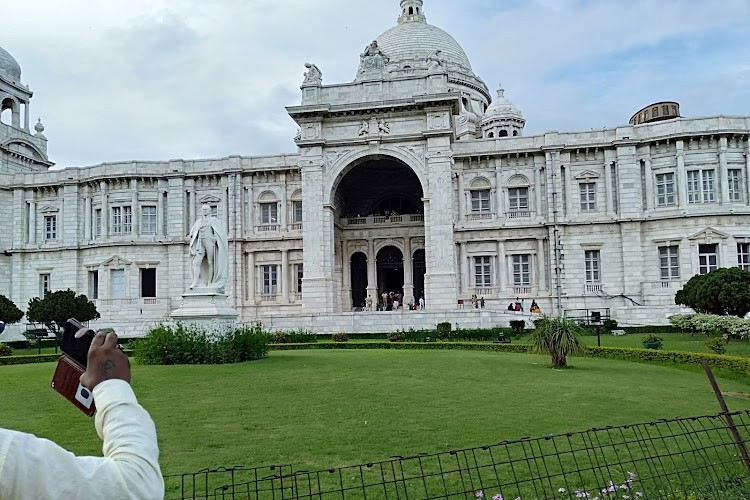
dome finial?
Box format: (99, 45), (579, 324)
(497, 85), (505, 98)
(398, 0), (426, 24)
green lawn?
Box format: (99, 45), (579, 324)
(2, 349), (750, 480)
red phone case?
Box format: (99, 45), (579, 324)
(51, 354), (96, 417)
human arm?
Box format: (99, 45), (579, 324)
(0, 332), (163, 499)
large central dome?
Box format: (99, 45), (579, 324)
(376, 21), (472, 72)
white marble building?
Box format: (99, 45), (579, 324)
(1, 0), (749, 335)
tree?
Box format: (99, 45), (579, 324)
(0, 294), (24, 324)
(675, 268), (750, 318)
(528, 317), (584, 368)
(26, 289), (99, 338)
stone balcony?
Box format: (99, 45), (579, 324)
(339, 214), (424, 228)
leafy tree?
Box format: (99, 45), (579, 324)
(675, 268), (750, 318)
(26, 289), (99, 338)
(0, 294), (24, 324)
(528, 317), (584, 368)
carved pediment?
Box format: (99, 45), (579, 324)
(688, 227), (730, 242)
(199, 195), (221, 204)
(574, 170), (600, 180)
(101, 255), (133, 268)
(39, 205), (58, 214)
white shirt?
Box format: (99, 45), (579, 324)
(0, 379), (164, 499)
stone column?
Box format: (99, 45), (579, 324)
(84, 195), (91, 241)
(403, 237), (414, 305)
(342, 241), (352, 310)
(494, 157), (504, 220)
(156, 189), (164, 237)
(28, 199), (36, 245)
(604, 161), (614, 217)
(280, 249), (289, 304)
(366, 238), (377, 302)
(718, 137), (729, 204)
(300, 161), (335, 312)
(676, 140), (687, 208)
(644, 158), (654, 211)
(423, 149), (458, 310)
(537, 239), (547, 291)
(496, 240), (506, 293)
(246, 251), (256, 305)
(746, 138), (750, 205)
(460, 242), (469, 293)
(564, 164), (573, 216)
(24, 101), (30, 131)
(280, 173), (287, 231)
(456, 169), (465, 222)
(131, 179), (138, 234)
(533, 165), (541, 216)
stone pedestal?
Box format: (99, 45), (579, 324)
(170, 289), (239, 334)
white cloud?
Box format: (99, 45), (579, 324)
(2, 0), (748, 167)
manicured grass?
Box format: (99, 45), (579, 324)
(2, 350), (750, 480)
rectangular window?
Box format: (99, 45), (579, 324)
(512, 254), (531, 286)
(123, 205), (132, 233)
(698, 244), (718, 274)
(294, 263), (304, 294)
(728, 169), (743, 203)
(209, 205), (219, 218)
(662, 105), (669, 116)
(584, 250), (601, 284)
(39, 273), (51, 296)
(88, 270), (99, 300)
(579, 183), (596, 211)
(141, 205), (157, 235)
(110, 269), (125, 299)
(658, 246), (680, 280)
(44, 215), (57, 240)
(508, 187), (528, 210)
(470, 190), (491, 213)
(262, 265), (278, 295)
(739, 243), (750, 271)
(292, 201), (303, 223)
(260, 203), (278, 225)
(94, 209), (102, 237)
(652, 106), (659, 118)
(140, 268), (156, 298)
(655, 173), (676, 206)
(473, 256), (492, 287)
(111, 207), (122, 234)
(687, 170), (715, 204)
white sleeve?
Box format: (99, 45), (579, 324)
(0, 379), (164, 500)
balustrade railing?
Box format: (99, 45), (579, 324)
(507, 210), (532, 219)
(342, 214), (425, 226)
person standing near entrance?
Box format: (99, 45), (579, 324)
(419, 294), (425, 310)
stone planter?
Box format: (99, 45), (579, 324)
(642, 342), (661, 350)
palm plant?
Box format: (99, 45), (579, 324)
(528, 317), (584, 368)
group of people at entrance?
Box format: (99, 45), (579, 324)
(364, 291), (425, 311)
(507, 298), (541, 314)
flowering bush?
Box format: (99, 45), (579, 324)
(332, 332), (348, 342)
(0, 342), (12, 356)
(669, 313), (750, 340)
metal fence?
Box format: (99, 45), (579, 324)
(165, 411), (750, 499)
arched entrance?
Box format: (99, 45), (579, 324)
(350, 252), (368, 308)
(412, 249), (425, 302)
(377, 246), (404, 296)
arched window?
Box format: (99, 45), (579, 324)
(469, 177), (492, 216)
(258, 191), (279, 227)
(1, 98), (16, 125)
(506, 175), (531, 214)
(512, 130), (519, 136)
(291, 190), (303, 225)
(487, 132), (495, 138)
(499, 130), (509, 137)
(409, 6), (414, 14)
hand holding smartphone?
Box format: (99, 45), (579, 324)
(51, 319), (97, 416)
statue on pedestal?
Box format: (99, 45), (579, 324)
(188, 204), (229, 292)
(357, 41), (389, 75)
(302, 62), (322, 86)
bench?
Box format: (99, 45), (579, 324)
(493, 334), (511, 344)
(611, 329), (627, 336)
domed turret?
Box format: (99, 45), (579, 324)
(0, 46), (22, 83)
(481, 86), (525, 138)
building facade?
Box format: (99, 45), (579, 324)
(1, 1), (749, 335)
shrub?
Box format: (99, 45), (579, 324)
(284, 330), (318, 343)
(332, 332), (348, 342)
(271, 332), (290, 344)
(641, 334), (663, 349)
(669, 313), (750, 340)
(26, 289), (99, 338)
(528, 317), (584, 368)
(0, 343), (12, 356)
(705, 337), (727, 355)
(509, 320), (526, 334)
(0, 294), (23, 324)
(436, 322), (452, 339)
(132, 323), (268, 365)
(675, 267), (750, 317)
(388, 332), (405, 342)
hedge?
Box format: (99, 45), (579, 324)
(0, 354), (60, 365)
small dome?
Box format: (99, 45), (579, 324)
(0, 46), (22, 83)
(376, 22), (473, 72)
(482, 86), (523, 124)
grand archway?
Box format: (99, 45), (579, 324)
(333, 155), (425, 311)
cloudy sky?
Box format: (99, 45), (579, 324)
(3, 0), (750, 168)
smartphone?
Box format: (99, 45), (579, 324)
(51, 318), (97, 416)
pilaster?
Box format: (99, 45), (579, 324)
(719, 136), (729, 204)
(676, 140), (687, 208)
